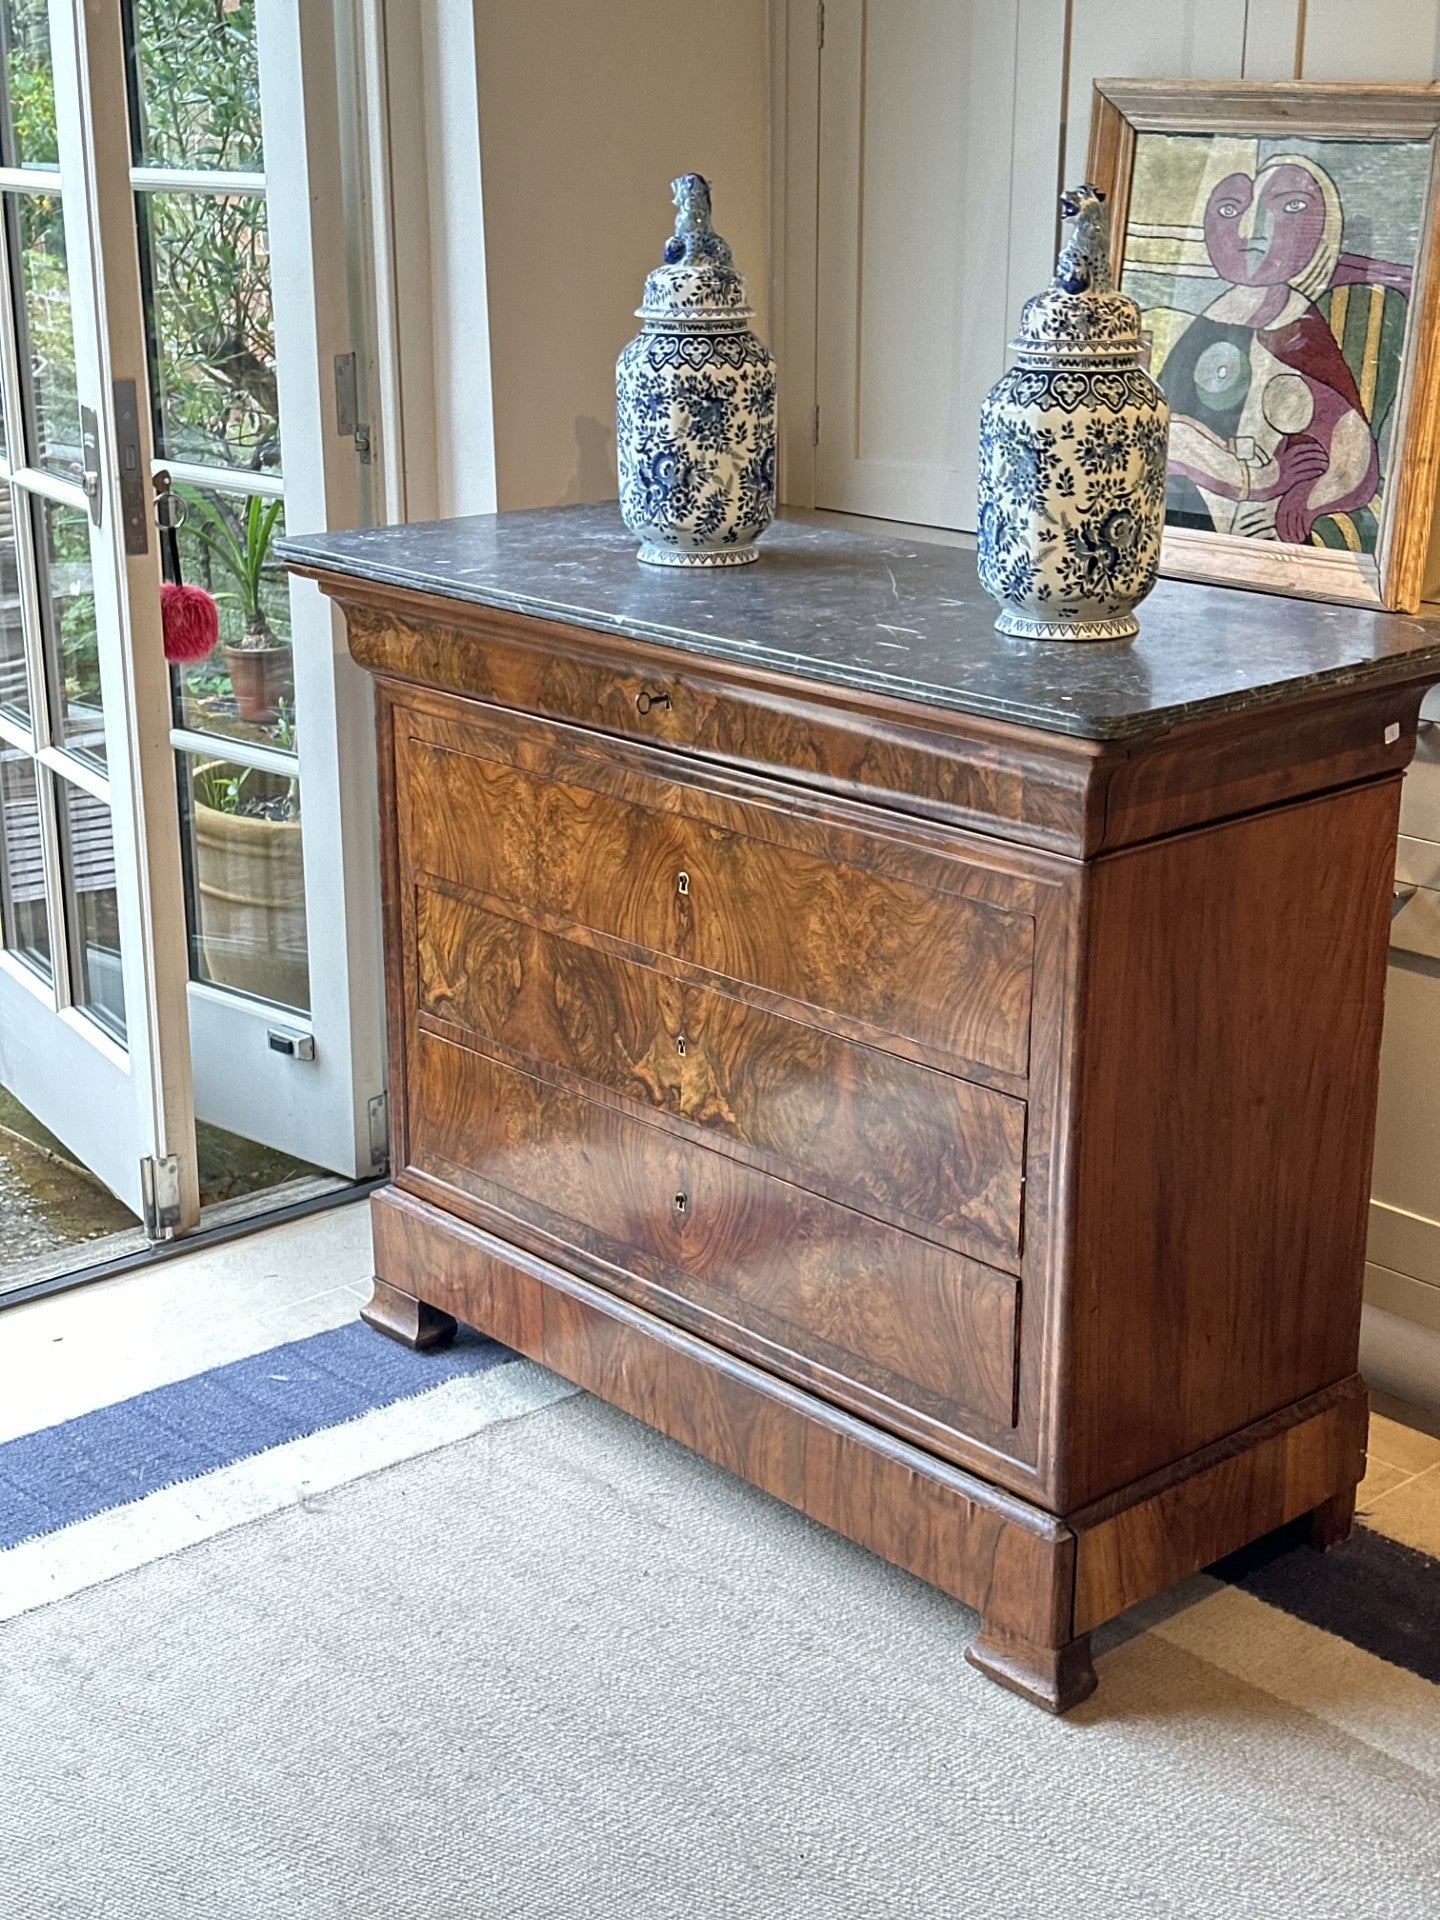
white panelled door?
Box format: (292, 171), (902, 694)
(0, 0), (196, 1227)
(0, 0), (385, 1232)
(813, 0), (1067, 532)
(808, 0), (1290, 533)
(169, 1), (384, 1182)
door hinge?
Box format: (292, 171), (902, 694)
(367, 1092), (390, 1173)
(139, 1154), (183, 1240)
(334, 351), (372, 465)
(817, 0), (825, 50)
(812, 404), (821, 446)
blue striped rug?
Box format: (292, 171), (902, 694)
(0, 1320), (515, 1551)
(5, 1320), (1439, 1702)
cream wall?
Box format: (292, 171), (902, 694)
(472, 0), (771, 511)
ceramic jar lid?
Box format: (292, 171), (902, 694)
(638, 173), (754, 324)
(1009, 183), (1144, 364)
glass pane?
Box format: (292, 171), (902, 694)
(33, 496), (103, 766)
(170, 485), (294, 749)
(59, 778), (125, 1041)
(141, 190), (279, 472)
(10, 190), (81, 475)
(10, 188), (84, 476)
(181, 748), (309, 1012)
(127, 0), (261, 172)
(0, 486), (28, 723)
(0, 744), (49, 978)
(0, 0), (57, 170)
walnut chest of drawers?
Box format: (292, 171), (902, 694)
(287, 506), (1440, 1713)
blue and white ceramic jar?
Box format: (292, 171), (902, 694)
(978, 184), (1170, 641)
(617, 174), (776, 567)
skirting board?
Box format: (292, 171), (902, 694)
(1360, 1299), (1440, 1413)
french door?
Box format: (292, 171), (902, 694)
(0, 0), (384, 1235)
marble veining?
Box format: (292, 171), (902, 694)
(279, 503), (1440, 743)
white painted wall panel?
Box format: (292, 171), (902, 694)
(473, 0), (770, 512)
(812, 0), (1253, 532)
(814, 1), (1064, 530)
(807, 0), (1440, 535)
(1061, 0), (1248, 184)
(1301, 0), (1440, 79)
(1241, 0), (1303, 79)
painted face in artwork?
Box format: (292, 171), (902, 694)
(1203, 163), (1329, 286)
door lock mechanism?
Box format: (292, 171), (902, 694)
(80, 406), (102, 527)
(267, 1026), (316, 1061)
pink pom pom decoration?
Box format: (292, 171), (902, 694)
(160, 581), (220, 663)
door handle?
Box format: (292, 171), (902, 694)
(80, 405), (102, 528)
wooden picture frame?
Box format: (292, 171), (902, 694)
(1087, 80), (1440, 613)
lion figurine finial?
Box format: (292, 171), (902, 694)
(1053, 183), (1113, 295)
(662, 173), (734, 268)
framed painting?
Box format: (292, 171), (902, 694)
(1087, 81), (1440, 612)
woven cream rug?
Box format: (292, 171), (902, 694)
(4, 1388), (1439, 1919)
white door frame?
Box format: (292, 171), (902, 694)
(178, 0), (387, 1181)
(0, 0), (496, 1215)
(344, 0), (498, 525)
(769, 0), (821, 512)
(0, 0), (200, 1227)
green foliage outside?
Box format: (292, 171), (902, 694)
(42, 503), (100, 742)
(178, 485), (283, 635)
(4, 0), (58, 169)
(6, 0), (276, 475)
(131, 0), (276, 472)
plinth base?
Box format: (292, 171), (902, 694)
(637, 541), (760, 569)
(995, 606), (1139, 642)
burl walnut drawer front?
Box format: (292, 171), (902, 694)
(415, 882), (1026, 1269)
(401, 714), (1036, 1081)
(410, 1027), (1020, 1437)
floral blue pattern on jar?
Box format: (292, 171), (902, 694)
(617, 174), (777, 568)
(978, 184), (1170, 641)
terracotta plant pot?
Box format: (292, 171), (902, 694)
(191, 761), (308, 1011)
(223, 640), (288, 723)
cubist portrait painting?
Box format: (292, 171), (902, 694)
(1120, 133), (1432, 559)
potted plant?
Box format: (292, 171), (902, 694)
(181, 489), (289, 723)
(191, 754), (308, 1011)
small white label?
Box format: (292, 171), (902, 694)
(1385, 722), (1402, 745)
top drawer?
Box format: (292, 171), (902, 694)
(398, 709), (1037, 1080)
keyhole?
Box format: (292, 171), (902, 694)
(677, 870), (690, 897)
(676, 1033), (687, 1057)
(673, 1191), (689, 1216)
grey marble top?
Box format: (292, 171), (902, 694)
(279, 503), (1440, 743)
